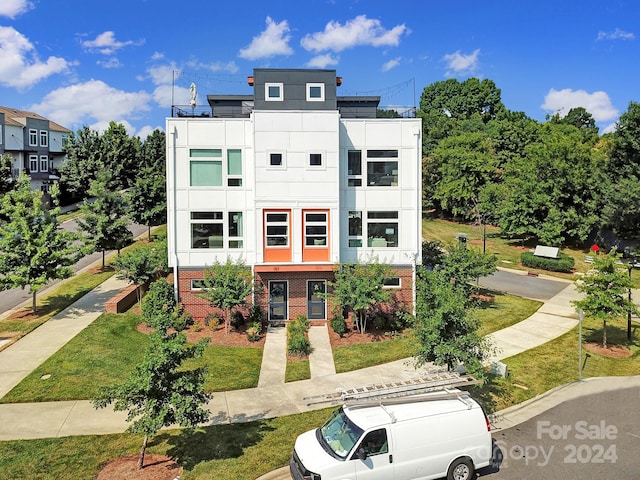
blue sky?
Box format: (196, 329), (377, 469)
(1, 0), (637, 138)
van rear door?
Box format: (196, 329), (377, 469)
(352, 427), (395, 479)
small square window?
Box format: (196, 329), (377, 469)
(270, 153), (283, 166)
(265, 82), (283, 101)
(306, 83), (325, 101)
(309, 153), (322, 166)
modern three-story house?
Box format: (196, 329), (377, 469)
(166, 68), (422, 324)
(0, 106), (71, 193)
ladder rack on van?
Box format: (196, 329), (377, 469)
(303, 371), (481, 407)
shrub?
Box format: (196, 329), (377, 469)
(287, 315), (312, 355)
(204, 312), (221, 328)
(246, 321), (262, 342)
(330, 316), (347, 337)
(521, 252), (575, 273)
(230, 310), (245, 329)
(247, 304), (265, 326)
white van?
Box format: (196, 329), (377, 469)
(290, 390), (492, 480)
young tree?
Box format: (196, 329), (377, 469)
(127, 166), (167, 240)
(326, 259), (392, 334)
(0, 153), (14, 196)
(94, 279), (210, 471)
(0, 177), (82, 312)
(413, 267), (491, 375)
(202, 258), (254, 335)
(574, 249), (639, 348)
(77, 171), (133, 268)
(437, 241), (497, 296)
(112, 241), (168, 305)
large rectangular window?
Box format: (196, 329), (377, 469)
(305, 212), (327, 246)
(367, 211), (398, 247)
(347, 150), (362, 187)
(29, 154), (38, 172)
(228, 211), (243, 248)
(39, 130), (48, 147)
(348, 211), (362, 247)
(266, 212), (289, 247)
(191, 211), (223, 248)
(190, 149), (222, 187)
(29, 129), (38, 146)
(227, 149), (242, 186)
(39, 155), (48, 172)
(367, 149), (398, 186)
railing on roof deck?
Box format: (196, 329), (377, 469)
(171, 105), (214, 118)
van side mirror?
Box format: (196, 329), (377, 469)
(357, 448), (367, 461)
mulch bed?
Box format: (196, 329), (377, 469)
(583, 342), (632, 358)
(136, 320), (266, 348)
(96, 454), (181, 480)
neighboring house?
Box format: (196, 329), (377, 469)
(0, 106), (71, 193)
(166, 68), (422, 323)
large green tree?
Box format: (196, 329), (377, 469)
(496, 123), (603, 245)
(127, 166), (167, 241)
(112, 241), (168, 305)
(574, 249), (639, 348)
(101, 121), (142, 190)
(0, 177), (82, 311)
(413, 267), (491, 375)
(0, 153), (14, 196)
(326, 259), (392, 334)
(202, 258), (254, 335)
(436, 241), (497, 296)
(59, 126), (103, 198)
(94, 279), (210, 470)
(77, 171), (133, 267)
(602, 101), (640, 240)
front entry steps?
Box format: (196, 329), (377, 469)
(257, 323), (336, 387)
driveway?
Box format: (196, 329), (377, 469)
(478, 269), (570, 301)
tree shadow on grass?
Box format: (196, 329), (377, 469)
(159, 420), (275, 471)
(583, 322), (639, 348)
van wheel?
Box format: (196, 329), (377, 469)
(447, 457), (474, 480)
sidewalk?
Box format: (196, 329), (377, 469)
(0, 276), (637, 442)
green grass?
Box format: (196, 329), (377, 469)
(285, 357), (311, 382)
(333, 334), (414, 373)
(1, 310), (264, 403)
(476, 292), (543, 337)
(0, 408), (334, 480)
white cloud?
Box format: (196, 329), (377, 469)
(0, 26), (74, 89)
(28, 79), (152, 128)
(136, 124), (163, 140)
(185, 59), (239, 74)
(382, 57), (401, 72)
(238, 17), (293, 60)
(301, 15), (407, 53)
(306, 53), (339, 68)
(442, 49), (480, 76)
(541, 88), (619, 122)
(81, 31), (144, 55)
(151, 51), (164, 61)
(146, 64), (177, 86)
(0, 0), (33, 18)
(597, 28), (635, 41)
(601, 122), (617, 134)
(97, 57), (122, 69)
(153, 83), (176, 107)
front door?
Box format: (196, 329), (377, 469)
(269, 281), (288, 322)
(307, 280), (326, 320)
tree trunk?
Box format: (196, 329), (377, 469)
(225, 308), (231, 335)
(148, 224), (152, 241)
(138, 434), (148, 470)
(602, 319), (608, 349)
(31, 291), (37, 313)
(136, 285), (142, 306)
(102, 250), (106, 268)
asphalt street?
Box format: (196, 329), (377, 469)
(0, 218), (147, 314)
(478, 269), (570, 301)
(485, 386), (640, 479)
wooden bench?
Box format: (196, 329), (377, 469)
(105, 284), (145, 313)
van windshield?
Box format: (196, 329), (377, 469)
(319, 407), (364, 459)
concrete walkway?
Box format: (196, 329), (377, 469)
(0, 272), (638, 442)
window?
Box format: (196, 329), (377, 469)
(367, 149), (398, 186)
(306, 83), (325, 101)
(39, 130), (48, 147)
(39, 155), (48, 172)
(309, 153), (322, 167)
(190, 279), (205, 291)
(383, 277), (401, 289)
(265, 82), (283, 101)
(29, 129), (37, 146)
(190, 149), (222, 186)
(227, 149), (242, 186)
(269, 152), (283, 167)
(348, 211), (362, 247)
(228, 212), (243, 248)
(367, 211), (398, 247)
(29, 155), (38, 172)
(305, 212), (327, 246)
(191, 211), (223, 248)
(356, 429), (389, 458)
(266, 212), (289, 247)
(347, 150), (362, 187)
